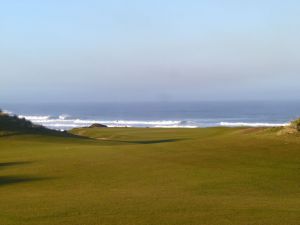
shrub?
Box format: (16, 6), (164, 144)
(0, 111), (45, 132)
(290, 118), (300, 132)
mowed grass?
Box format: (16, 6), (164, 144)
(0, 127), (300, 225)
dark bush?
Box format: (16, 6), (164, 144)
(0, 109), (54, 134)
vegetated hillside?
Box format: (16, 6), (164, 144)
(277, 118), (300, 135)
(290, 118), (300, 131)
(0, 109), (62, 135)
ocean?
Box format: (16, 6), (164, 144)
(1, 101), (300, 130)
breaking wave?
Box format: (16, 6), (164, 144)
(17, 115), (196, 130)
(5, 111), (289, 130)
(13, 113), (290, 130)
(219, 122), (289, 127)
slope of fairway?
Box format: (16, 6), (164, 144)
(0, 127), (300, 225)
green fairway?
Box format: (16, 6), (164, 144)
(0, 127), (300, 225)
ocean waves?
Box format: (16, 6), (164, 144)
(219, 122), (289, 127)
(15, 114), (290, 130)
(17, 115), (196, 129)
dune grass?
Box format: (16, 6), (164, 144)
(0, 127), (300, 225)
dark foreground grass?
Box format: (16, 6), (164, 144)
(0, 127), (300, 225)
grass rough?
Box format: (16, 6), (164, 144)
(0, 127), (300, 225)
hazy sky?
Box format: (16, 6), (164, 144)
(1, 0), (300, 102)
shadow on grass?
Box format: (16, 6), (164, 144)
(109, 138), (184, 145)
(0, 129), (91, 142)
(0, 161), (54, 187)
(0, 132), (24, 138)
(0, 175), (51, 187)
(0, 161), (34, 169)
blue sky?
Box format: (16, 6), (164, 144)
(1, 0), (300, 102)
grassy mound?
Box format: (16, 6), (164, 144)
(277, 118), (300, 135)
(290, 118), (300, 131)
